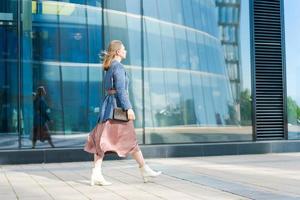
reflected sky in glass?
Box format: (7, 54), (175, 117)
(285, 0), (300, 104)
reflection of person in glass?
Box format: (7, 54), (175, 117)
(84, 40), (161, 186)
(32, 86), (55, 149)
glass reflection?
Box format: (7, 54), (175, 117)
(144, 0), (252, 144)
(32, 86), (55, 148)
(20, 0), (103, 148)
(0, 0), (19, 149)
(1, 0), (253, 149)
(284, 0), (300, 139)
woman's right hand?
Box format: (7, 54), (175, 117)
(127, 109), (135, 120)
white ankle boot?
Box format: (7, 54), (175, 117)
(139, 164), (162, 183)
(91, 167), (112, 186)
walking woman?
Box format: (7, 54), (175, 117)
(32, 86), (55, 149)
(84, 40), (161, 186)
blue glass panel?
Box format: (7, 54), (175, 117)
(285, 0), (300, 139)
(144, 0), (252, 143)
(143, 19), (163, 67)
(182, 0), (195, 27)
(105, 0), (140, 15)
(0, 0), (19, 149)
(1, 0), (254, 148)
(174, 27), (189, 69)
(20, 0), (104, 148)
(143, 0), (159, 18)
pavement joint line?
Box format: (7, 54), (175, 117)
(156, 164), (300, 200)
(116, 165), (217, 200)
(21, 165), (55, 200)
(182, 158), (300, 192)
(184, 160), (300, 180)
(164, 172), (251, 200)
(3, 170), (18, 199)
(187, 164), (300, 198)
(15, 164), (135, 172)
(98, 171), (148, 200)
(40, 164), (91, 200)
(106, 167), (166, 200)
(2, 154), (300, 200)
(69, 164), (129, 200)
(125, 168), (228, 199)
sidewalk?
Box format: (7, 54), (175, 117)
(1, 153), (300, 200)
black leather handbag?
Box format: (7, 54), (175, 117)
(113, 107), (129, 122)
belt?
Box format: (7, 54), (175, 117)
(107, 89), (117, 95)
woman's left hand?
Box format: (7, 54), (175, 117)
(127, 109), (135, 120)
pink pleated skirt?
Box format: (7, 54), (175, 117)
(84, 119), (140, 157)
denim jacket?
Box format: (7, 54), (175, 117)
(98, 60), (132, 123)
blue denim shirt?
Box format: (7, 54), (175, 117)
(98, 60), (132, 123)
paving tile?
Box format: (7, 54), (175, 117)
(1, 153), (300, 200)
(0, 194), (17, 200)
(118, 166), (246, 200)
(18, 196), (53, 200)
(0, 186), (14, 194)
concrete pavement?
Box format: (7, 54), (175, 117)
(1, 153), (300, 200)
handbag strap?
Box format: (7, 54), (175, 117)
(110, 74), (118, 108)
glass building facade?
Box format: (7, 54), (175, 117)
(285, 0), (300, 140)
(0, 0), (252, 149)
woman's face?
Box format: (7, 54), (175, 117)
(117, 44), (127, 59)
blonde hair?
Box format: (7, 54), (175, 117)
(102, 40), (123, 70)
